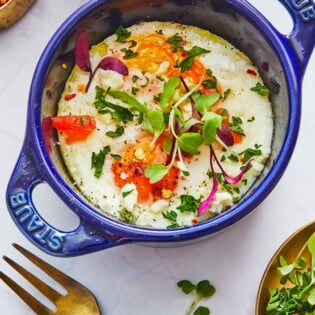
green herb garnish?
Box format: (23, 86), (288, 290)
(202, 76), (217, 90)
(177, 279), (216, 315)
(120, 48), (139, 59)
(162, 210), (178, 222)
(119, 208), (136, 224)
(241, 144), (262, 162)
(177, 46), (210, 72)
(122, 189), (134, 198)
(251, 82), (270, 96)
(177, 195), (201, 213)
(266, 233), (315, 315)
(91, 145), (111, 178)
(105, 124), (124, 137)
(160, 76), (181, 111)
(228, 116), (245, 136)
(166, 34), (184, 52)
(115, 25), (131, 43)
(144, 164), (169, 184)
(143, 109), (165, 145)
(94, 86), (134, 123)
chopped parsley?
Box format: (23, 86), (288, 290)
(177, 46), (210, 72)
(120, 48), (139, 59)
(166, 33), (184, 52)
(241, 144), (262, 162)
(91, 145), (111, 178)
(162, 210), (178, 222)
(223, 88), (231, 100)
(119, 208), (136, 224)
(94, 86), (134, 123)
(105, 124), (124, 138)
(229, 116), (245, 136)
(115, 25), (131, 43)
(122, 189), (134, 198)
(202, 76), (217, 90)
(228, 154), (239, 162)
(251, 82), (270, 96)
(177, 194), (201, 213)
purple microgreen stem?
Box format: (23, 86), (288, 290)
(210, 145), (253, 184)
(180, 76), (199, 119)
(86, 56), (129, 92)
(197, 145), (253, 216)
(197, 148), (219, 216)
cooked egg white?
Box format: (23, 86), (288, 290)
(56, 21), (273, 228)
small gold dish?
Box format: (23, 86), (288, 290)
(0, 0), (34, 28)
(255, 221), (315, 314)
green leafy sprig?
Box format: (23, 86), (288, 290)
(266, 233), (315, 315)
(177, 279), (216, 315)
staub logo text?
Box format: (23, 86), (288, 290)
(290, 0), (315, 22)
(10, 192), (65, 251)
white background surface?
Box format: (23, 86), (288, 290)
(0, 1), (314, 314)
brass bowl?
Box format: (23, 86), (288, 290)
(255, 221), (315, 314)
(0, 0), (34, 28)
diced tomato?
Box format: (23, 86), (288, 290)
(51, 115), (96, 144)
(111, 135), (180, 203)
(231, 131), (243, 144)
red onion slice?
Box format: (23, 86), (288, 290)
(75, 32), (92, 73)
(197, 149), (219, 216)
(217, 124), (234, 146)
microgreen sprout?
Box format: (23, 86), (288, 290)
(266, 233), (315, 314)
(177, 279), (216, 315)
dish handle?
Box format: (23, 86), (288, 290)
(278, 0), (315, 75)
(6, 141), (122, 257)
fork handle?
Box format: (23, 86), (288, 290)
(6, 141), (123, 256)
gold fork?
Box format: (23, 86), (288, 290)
(0, 243), (101, 315)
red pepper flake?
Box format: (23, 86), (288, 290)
(246, 68), (257, 76)
(64, 93), (77, 101)
(191, 219), (198, 224)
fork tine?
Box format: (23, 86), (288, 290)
(0, 271), (51, 315)
(3, 255), (62, 303)
(13, 243), (80, 288)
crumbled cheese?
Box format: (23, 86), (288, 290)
(251, 161), (264, 175)
(150, 200), (169, 213)
(121, 183), (138, 211)
(98, 69), (124, 90)
(120, 172), (129, 180)
(210, 192), (233, 214)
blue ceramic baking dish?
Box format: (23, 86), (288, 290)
(6, 0), (315, 256)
